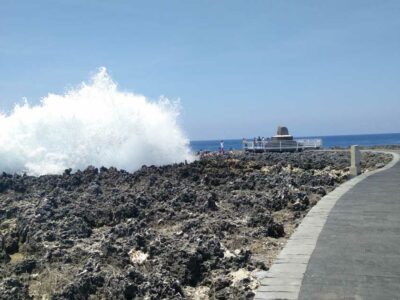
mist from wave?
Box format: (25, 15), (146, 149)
(0, 67), (194, 175)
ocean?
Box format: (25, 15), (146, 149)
(190, 133), (400, 152)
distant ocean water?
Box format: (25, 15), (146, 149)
(190, 133), (400, 152)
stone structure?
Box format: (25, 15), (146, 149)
(271, 126), (294, 141)
(277, 126), (289, 136)
(350, 145), (361, 177)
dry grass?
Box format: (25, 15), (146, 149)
(28, 265), (76, 300)
(9, 252), (26, 264)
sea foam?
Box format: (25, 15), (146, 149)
(0, 68), (194, 175)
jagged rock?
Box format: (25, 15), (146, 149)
(0, 278), (32, 300)
(14, 259), (36, 274)
(0, 151), (391, 299)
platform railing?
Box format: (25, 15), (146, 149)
(243, 138), (322, 152)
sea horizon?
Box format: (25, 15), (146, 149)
(190, 132), (400, 152)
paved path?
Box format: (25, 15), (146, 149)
(255, 152), (400, 300)
(299, 153), (400, 300)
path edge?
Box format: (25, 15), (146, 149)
(254, 151), (400, 300)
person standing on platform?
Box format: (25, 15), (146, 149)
(242, 138), (248, 149)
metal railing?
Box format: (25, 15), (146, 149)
(243, 138), (322, 152)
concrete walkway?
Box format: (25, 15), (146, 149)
(255, 152), (400, 300)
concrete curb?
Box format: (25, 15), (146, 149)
(254, 151), (400, 300)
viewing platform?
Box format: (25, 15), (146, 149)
(243, 126), (322, 152)
(243, 139), (322, 152)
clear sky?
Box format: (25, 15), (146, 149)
(1, 0), (399, 140)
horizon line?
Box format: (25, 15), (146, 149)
(190, 131), (400, 142)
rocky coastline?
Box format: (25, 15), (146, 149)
(0, 151), (392, 299)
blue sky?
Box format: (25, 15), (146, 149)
(1, 0), (399, 140)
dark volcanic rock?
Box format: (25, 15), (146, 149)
(14, 259), (36, 275)
(0, 151), (392, 299)
(0, 277), (31, 300)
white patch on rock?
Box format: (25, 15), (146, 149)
(184, 286), (210, 300)
(220, 243), (239, 259)
(282, 164), (303, 174)
(230, 268), (259, 290)
(223, 249), (236, 258)
(128, 249), (148, 265)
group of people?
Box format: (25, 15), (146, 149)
(242, 136), (269, 148)
(200, 138), (277, 156)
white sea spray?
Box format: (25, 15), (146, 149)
(0, 67), (194, 175)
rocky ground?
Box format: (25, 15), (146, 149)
(331, 145), (400, 150)
(0, 151), (392, 300)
